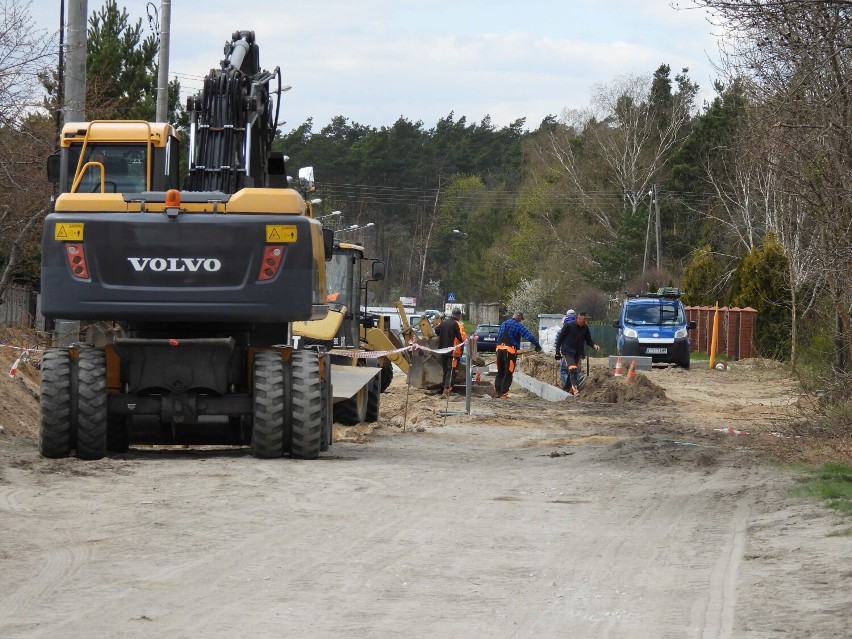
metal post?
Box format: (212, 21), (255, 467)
(155, 0), (171, 122)
(56, 0), (66, 141)
(64, 0), (87, 122)
(464, 336), (472, 414)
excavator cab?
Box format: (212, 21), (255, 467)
(48, 121), (180, 194)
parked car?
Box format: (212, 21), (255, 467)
(473, 324), (501, 353)
(612, 287), (695, 368)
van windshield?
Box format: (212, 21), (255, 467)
(624, 302), (684, 326)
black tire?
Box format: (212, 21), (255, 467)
(334, 386), (368, 426)
(289, 350), (323, 460)
(75, 348), (108, 460)
(107, 416), (130, 453)
(680, 358), (691, 370)
(320, 353), (333, 451)
(251, 351), (286, 459)
(39, 348), (74, 458)
(366, 374), (381, 423)
(379, 359), (393, 392)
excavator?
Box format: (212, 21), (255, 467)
(40, 30), (356, 460)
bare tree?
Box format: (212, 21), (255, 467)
(542, 71), (696, 238)
(692, 0), (852, 374)
(0, 0), (55, 301)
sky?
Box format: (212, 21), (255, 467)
(32, 0), (726, 133)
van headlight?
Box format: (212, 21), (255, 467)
(624, 328), (638, 338)
(675, 328), (688, 339)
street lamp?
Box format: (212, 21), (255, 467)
(318, 210), (341, 222)
(335, 222), (375, 236)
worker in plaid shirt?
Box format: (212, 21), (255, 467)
(494, 311), (541, 398)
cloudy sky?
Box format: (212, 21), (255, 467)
(33, 0), (725, 132)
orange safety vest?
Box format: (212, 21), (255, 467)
(453, 320), (467, 358)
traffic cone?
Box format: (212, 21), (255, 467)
(613, 357), (625, 377)
(626, 360), (637, 384)
(8, 356), (20, 378)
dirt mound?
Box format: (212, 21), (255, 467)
(581, 367), (668, 404)
(519, 352), (561, 386)
(0, 325), (47, 439)
(520, 353), (667, 404)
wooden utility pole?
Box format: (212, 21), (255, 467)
(155, 0), (171, 122)
(64, 0), (87, 122)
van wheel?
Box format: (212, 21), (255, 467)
(679, 358), (691, 370)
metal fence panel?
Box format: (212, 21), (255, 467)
(588, 323), (617, 357)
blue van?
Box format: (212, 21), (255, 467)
(612, 288), (695, 369)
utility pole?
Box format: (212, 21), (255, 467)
(64, 0), (87, 123)
(155, 0), (171, 122)
(56, 0), (66, 141)
(654, 184), (662, 270)
(643, 188), (653, 274)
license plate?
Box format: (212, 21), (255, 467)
(645, 347), (667, 354)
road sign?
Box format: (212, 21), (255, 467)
(447, 293), (456, 302)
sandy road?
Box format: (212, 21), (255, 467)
(1, 360), (851, 638)
(0, 414), (849, 638)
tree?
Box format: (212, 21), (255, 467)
(0, 0), (55, 298)
(691, 0), (852, 380)
(730, 233), (791, 359)
(681, 245), (724, 306)
(41, 0), (181, 123)
(538, 67), (698, 289)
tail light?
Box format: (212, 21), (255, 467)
(65, 243), (89, 279)
(258, 245), (283, 281)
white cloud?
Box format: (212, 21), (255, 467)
(33, 0), (723, 131)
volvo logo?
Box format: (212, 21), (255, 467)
(127, 257), (222, 272)
(653, 332), (659, 337)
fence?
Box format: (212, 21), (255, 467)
(684, 306), (757, 361)
(0, 285), (34, 327)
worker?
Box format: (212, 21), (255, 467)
(559, 309), (577, 388)
(494, 311), (542, 398)
(435, 308), (466, 395)
(554, 311), (600, 395)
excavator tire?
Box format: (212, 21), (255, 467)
(289, 350), (323, 459)
(380, 359), (393, 392)
(106, 416), (130, 453)
(366, 374), (381, 423)
(251, 351), (286, 458)
(320, 352), (333, 451)
(334, 385), (368, 426)
(39, 348), (74, 458)
(75, 348), (108, 460)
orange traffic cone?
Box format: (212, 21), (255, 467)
(475, 370), (481, 382)
(613, 357), (625, 377)
(626, 360), (637, 384)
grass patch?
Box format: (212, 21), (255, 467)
(794, 463), (852, 523)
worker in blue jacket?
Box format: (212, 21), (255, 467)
(494, 311), (541, 398)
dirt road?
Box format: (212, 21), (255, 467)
(1, 353), (850, 638)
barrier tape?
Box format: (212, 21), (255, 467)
(0, 342), (45, 354)
(330, 341), (461, 359)
(8, 349), (29, 378)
